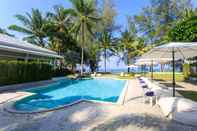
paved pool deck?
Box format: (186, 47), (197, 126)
(0, 79), (197, 131)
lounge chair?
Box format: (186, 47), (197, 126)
(91, 72), (97, 77)
(97, 73), (102, 77)
(137, 77), (156, 106)
(120, 72), (124, 77)
(158, 97), (197, 126)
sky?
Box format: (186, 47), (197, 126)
(0, 0), (150, 38)
(0, 0), (197, 70)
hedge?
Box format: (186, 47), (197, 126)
(0, 61), (52, 86)
(53, 68), (73, 77)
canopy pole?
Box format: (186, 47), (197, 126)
(172, 48), (176, 97)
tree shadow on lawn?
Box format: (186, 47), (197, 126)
(177, 90), (197, 102)
(159, 82), (185, 89)
(184, 80), (197, 86)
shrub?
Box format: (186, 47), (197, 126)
(53, 68), (73, 77)
(0, 61), (52, 86)
(183, 63), (190, 80)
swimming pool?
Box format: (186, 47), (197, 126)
(14, 78), (126, 112)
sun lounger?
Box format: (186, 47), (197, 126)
(144, 91), (156, 106)
(120, 72), (124, 77)
(91, 72), (97, 77)
(158, 97), (197, 126)
(97, 73), (102, 77)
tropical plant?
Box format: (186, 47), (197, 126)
(46, 5), (73, 54)
(87, 42), (100, 72)
(9, 9), (47, 47)
(169, 14), (197, 42)
(0, 28), (13, 36)
(97, 29), (118, 72)
(134, 0), (193, 46)
(68, 0), (100, 75)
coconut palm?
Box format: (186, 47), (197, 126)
(0, 28), (13, 36)
(120, 30), (148, 73)
(46, 5), (73, 54)
(9, 9), (47, 47)
(68, 0), (100, 75)
(120, 29), (135, 72)
(98, 29), (117, 73)
(47, 5), (71, 32)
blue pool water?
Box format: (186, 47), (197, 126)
(15, 78), (126, 112)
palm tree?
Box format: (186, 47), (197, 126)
(120, 17), (138, 72)
(120, 30), (148, 73)
(120, 29), (135, 72)
(0, 28), (13, 36)
(98, 29), (117, 73)
(46, 5), (73, 54)
(47, 5), (71, 32)
(9, 9), (47, 47)
(68, 0), (100, 75)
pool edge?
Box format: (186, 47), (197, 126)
(4, 79), (129, 114)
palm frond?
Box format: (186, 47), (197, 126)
(9, 25), (33, 34)
(14, 14), (31, 26)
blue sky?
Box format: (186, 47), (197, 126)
(0, 0), (150, 38)
(0, 0), (196, 38)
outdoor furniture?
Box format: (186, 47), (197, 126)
(97, 73), (102, 77)
(158, 97), (197, 126)
(144, 91), (156, 106)
(91, 72), (97, 77)
(137, 42), (197, 97)
(120, 72), (124, 77)
(124, 74), (129, 77)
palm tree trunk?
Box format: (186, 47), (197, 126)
(127, 54), (130, 73)
(104, 48), (107, 73)
(81, 47), (84, 75)
(80, 22), (85, 76)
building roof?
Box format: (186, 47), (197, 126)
(0, 34), (63, 59)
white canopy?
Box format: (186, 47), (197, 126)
(0, 34), (63, 59)
(135, 58), (172, 65)
(127, 64), (137, 68)
(139, 42), (197, 97)
(141, 42), (197, 60)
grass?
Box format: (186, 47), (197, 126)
(177, 90), (197, 102)
(143, 72), (184, 82)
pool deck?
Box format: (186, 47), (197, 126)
(0, 79), (197, 131)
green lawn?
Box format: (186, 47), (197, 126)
(144, 72), (184, 82)
(177, 90), (197, 102)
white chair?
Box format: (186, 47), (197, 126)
(120, 72), (124, 77)
(158, 97), (197, 126)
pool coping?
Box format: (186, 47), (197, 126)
(4, 79), (129, 114)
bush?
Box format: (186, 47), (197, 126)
(0, 61), (52, 86)
(183, 63), (190, 80)
(53, 68), (73, 77)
